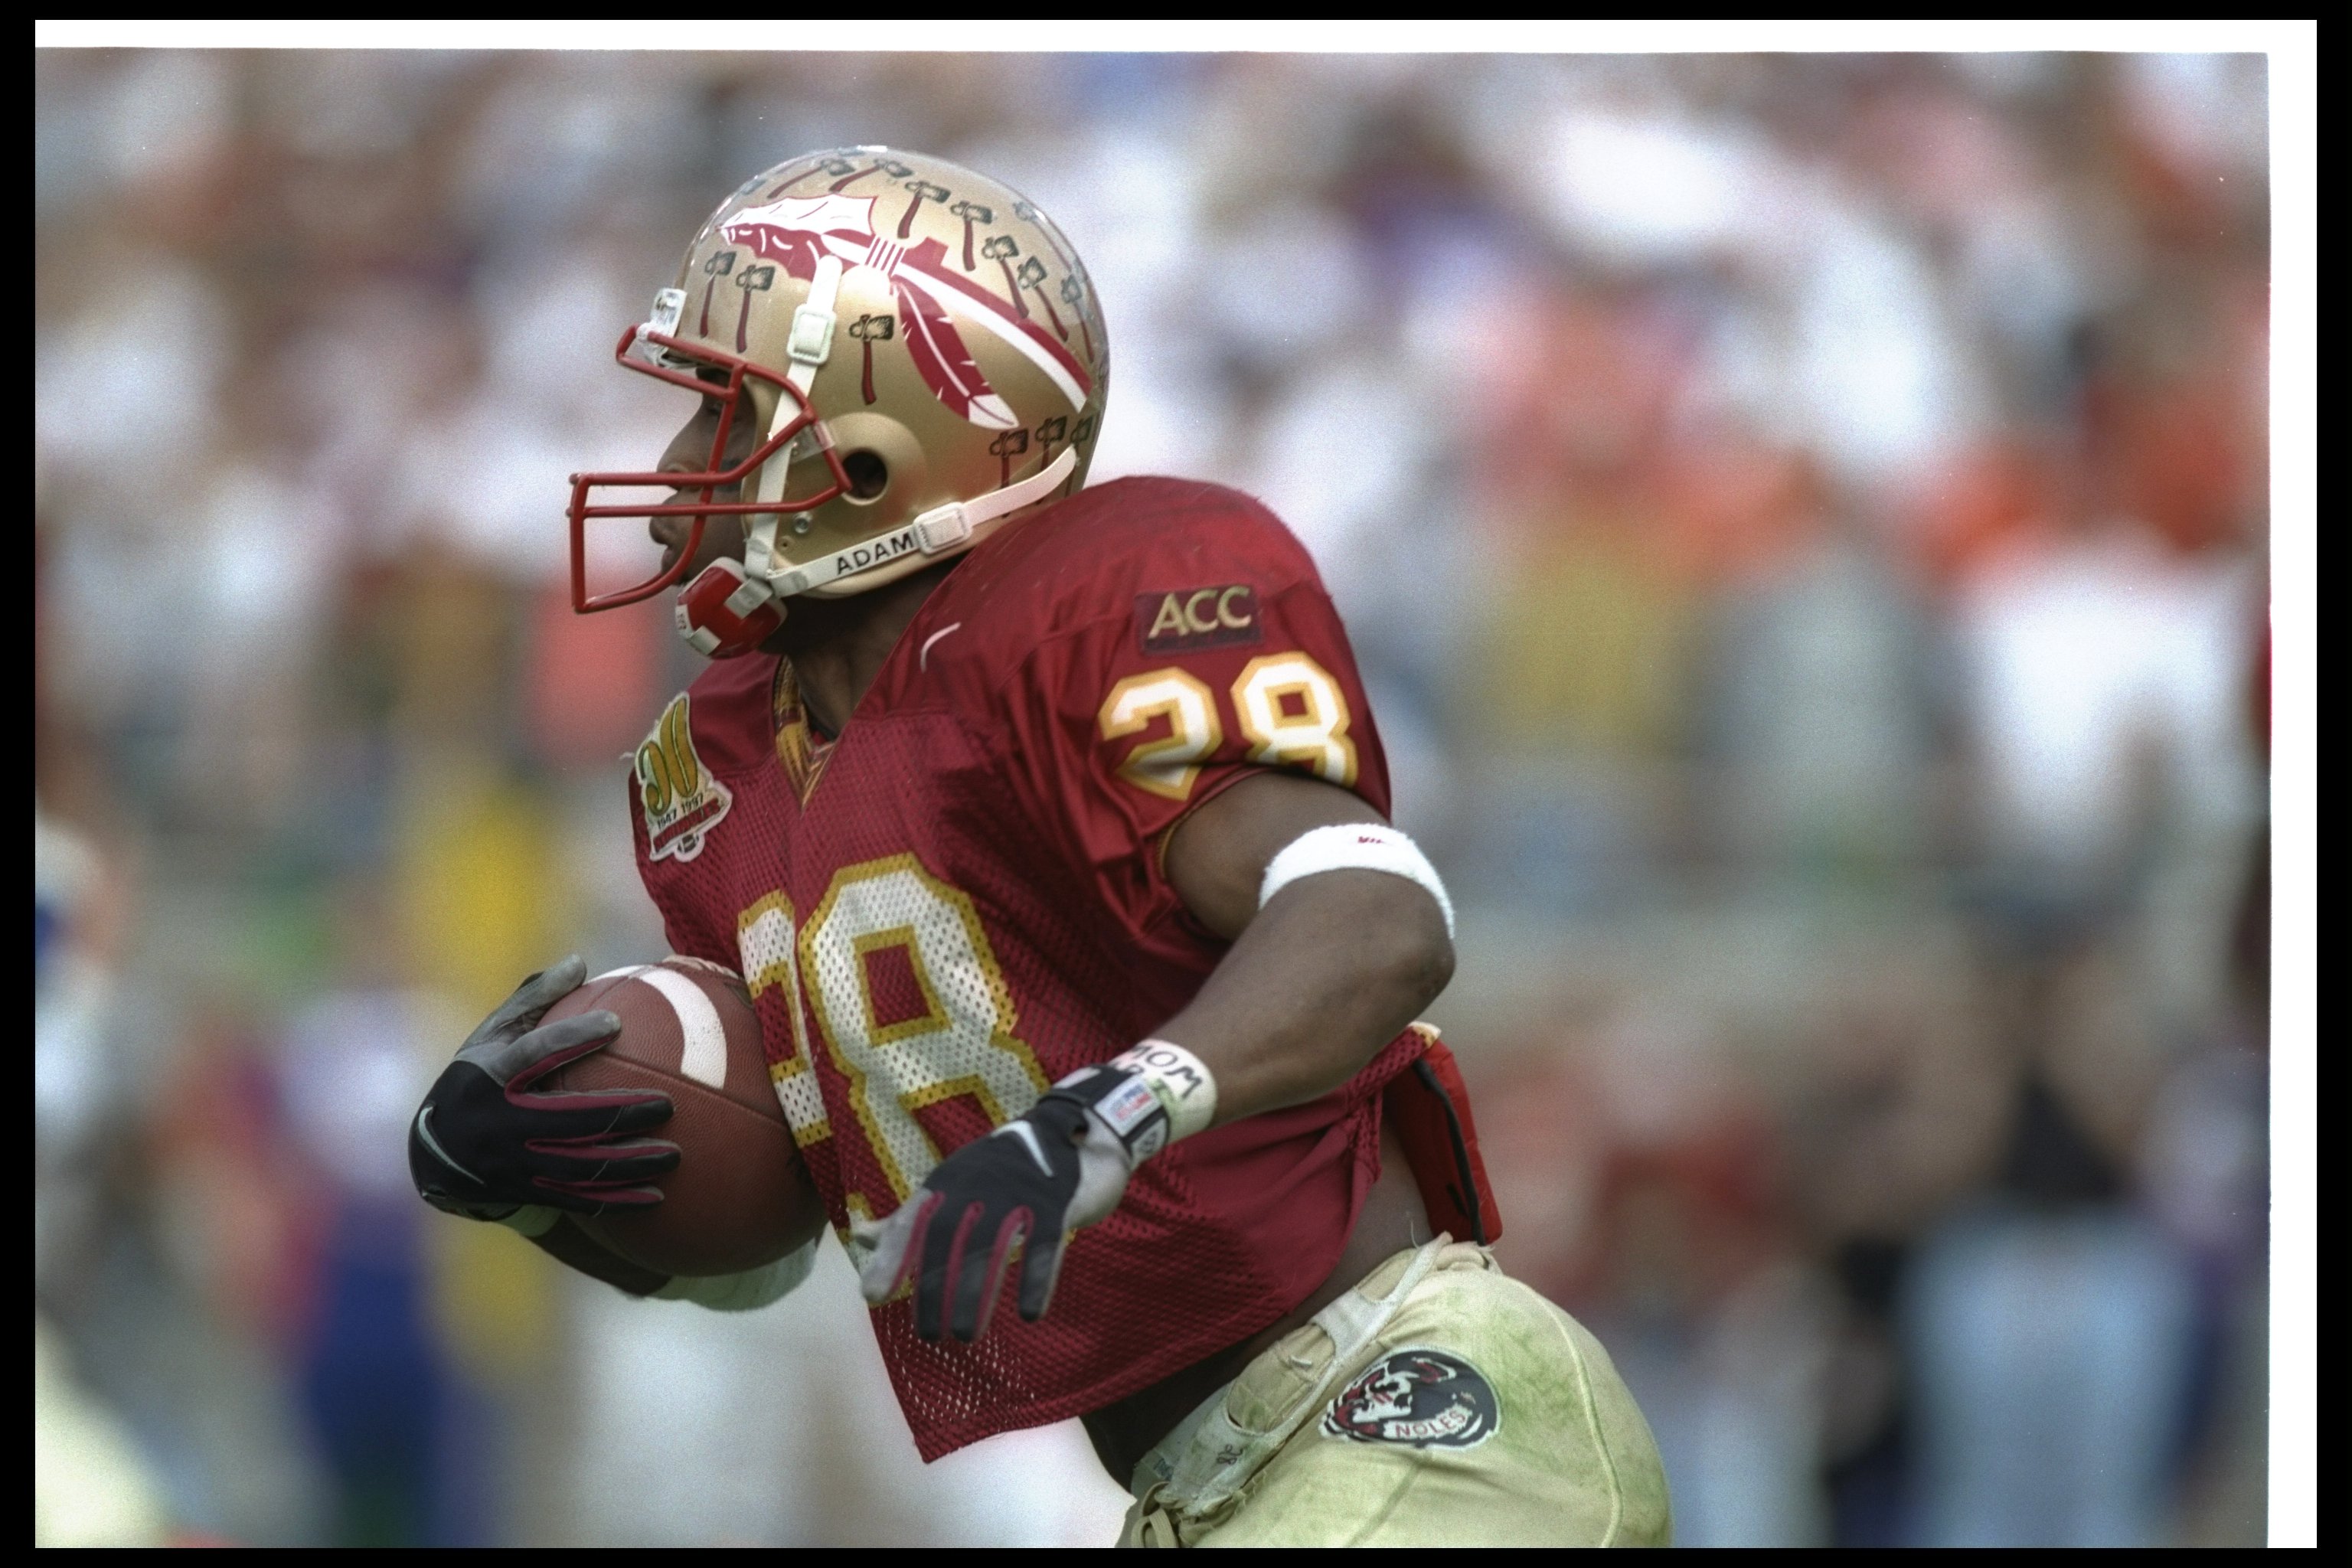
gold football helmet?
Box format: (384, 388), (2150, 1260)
(567, 147), (1110, 656)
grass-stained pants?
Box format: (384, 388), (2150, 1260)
(1119, 1239), (1671, 1547)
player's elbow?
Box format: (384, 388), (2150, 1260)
(1362, 883), (1455, 1017)
(1406, 908), (1456, 1011)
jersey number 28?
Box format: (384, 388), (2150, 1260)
(736, 859), (1050, 1241)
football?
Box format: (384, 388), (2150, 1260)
(541, 957), (827, 1277)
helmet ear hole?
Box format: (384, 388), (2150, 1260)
(841, 449), (889, 503)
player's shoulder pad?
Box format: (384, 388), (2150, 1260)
(657, 652), (776, 776)
(923, 475), (1324, 668)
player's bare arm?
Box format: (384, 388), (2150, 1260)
(1156, 769), (1454, 1124)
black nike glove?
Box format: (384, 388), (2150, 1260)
(407, 956), (680, 1220)
(858, 1063), (1170, 1342)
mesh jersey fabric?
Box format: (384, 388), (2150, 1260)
(629, 475), (1428, 1459)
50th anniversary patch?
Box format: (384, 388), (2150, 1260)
(1319, 1348), (1501, 1449)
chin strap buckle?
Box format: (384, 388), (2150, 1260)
(911, 502), (972, 554)
(907, 444), (1080, 559)
(787, 301), (836, 369)
(785, 256), (842, 387)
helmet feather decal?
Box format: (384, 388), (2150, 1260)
(893, 256), (1018, 430)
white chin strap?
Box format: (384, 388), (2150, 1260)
(733, 250), (1075, 602)
(742, 255), (842, 590)
(763, 444), (1076, 598)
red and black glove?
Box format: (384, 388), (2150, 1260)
(407, 956), (679, 1220)
(858, 1062), (1171, 1341)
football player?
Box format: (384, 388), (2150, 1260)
(408, 149), (1668, 1547)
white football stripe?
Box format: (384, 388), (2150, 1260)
(590, 964), (652, 984)
(637, 965), (730, 1089)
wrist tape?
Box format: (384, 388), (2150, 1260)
(1257, 822), (1455, 937)
(1073, 1039), (1218, 1168)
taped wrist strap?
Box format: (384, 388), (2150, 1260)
(1068, 1038), (1218, 1168)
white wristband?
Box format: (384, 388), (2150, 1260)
(1256, 823), (1455, 938)
(1110, 1038), (1220, 1144)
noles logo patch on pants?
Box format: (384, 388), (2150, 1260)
(1320, 1348), (1500, 1449)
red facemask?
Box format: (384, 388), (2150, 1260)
(566, 324), (851, 616)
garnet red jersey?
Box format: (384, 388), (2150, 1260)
(628, 475), (1426, 1459)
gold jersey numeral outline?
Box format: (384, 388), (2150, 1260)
(1099, 651), (1357, 799)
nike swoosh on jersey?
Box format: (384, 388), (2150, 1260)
(918, 621), (964, 671)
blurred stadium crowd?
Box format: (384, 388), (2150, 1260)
(35, 49), (2270, 1547)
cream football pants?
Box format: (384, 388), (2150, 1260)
(1117, 1239), (1671, 1547)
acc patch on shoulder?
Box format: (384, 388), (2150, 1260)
(1135, 584), (1263, 655)
(635, 693), (733, 863)
(1319, 1348), (1501, 1450)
